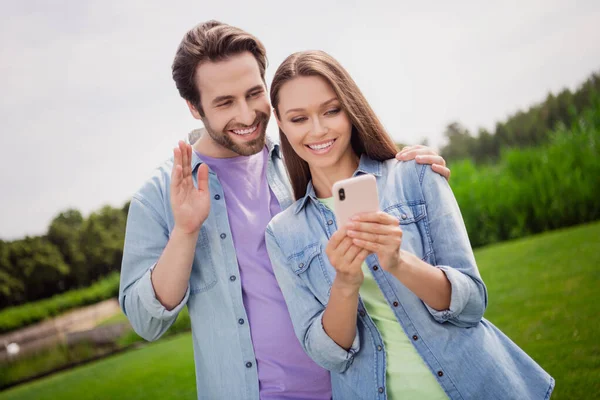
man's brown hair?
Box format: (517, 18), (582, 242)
(172, 20), (268, 117)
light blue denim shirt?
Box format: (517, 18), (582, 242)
(265, 155), (554, 400)
(118, 138), (294, 399)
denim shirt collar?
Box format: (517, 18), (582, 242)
(189, 132), (282, 174)
(293, 154), (382, 215)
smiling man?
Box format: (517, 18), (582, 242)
(119, 20), (450, 399)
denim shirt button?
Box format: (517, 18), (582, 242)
(214, 194), (221, 200)
(229, 275), (236, 281)
(412, 335), (419, 341)
(327, 220), (333, 225)
(401, 213), (408, 220)
(220, 233), (226, 239)
(359, 310), (366, 317)
(299, 262), (304, 268)
(246, 362), (253, 368)
(238, 318), (245, 325)
(372, 265), (379, 271)
(393, 301), (399, 307)
(378, 387), (384, 393)
(377, 345), (382, 351)
(437, 370), (444, 377)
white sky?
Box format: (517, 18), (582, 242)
(1, 0), (599, 240)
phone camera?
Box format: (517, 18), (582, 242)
(338, 188), (345, 201)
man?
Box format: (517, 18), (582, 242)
(119, 20), (451, 399)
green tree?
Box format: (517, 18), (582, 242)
(8, 237), (70, 302)
(47, 209), (86, 288)
(79, 205), (126, 282)
(0, 241), (24, 308)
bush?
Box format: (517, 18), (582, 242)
(0, 273), (120, 334)
(449, 104), (600, 247)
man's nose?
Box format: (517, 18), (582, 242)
(237, 101), (256, 126)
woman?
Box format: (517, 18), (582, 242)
(265, 50), (554, 399)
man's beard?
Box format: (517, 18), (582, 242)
(203, 111), (269, 156)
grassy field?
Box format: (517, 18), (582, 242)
(477, 221), (600, 399)
(1, 222), (598, 399)
(0, 334), (196, 400)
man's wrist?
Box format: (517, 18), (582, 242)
(171, 225), (201, 242)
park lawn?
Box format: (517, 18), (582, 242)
(477, 221), (600, 399)
(1, 221), (598, 399)
(0, 334), (196, 400)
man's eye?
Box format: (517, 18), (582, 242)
(248, 91), (262, 98)
(218, 101), (232, 107)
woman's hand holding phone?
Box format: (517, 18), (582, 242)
(325, 228), (369, 294)
(346, 212), (405, 273)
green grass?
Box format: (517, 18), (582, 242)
(1, 222), (598, 399)
(0, 334), (196, 400)
(478, 221), (600, 399)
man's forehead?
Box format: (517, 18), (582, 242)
(196, 52), (263, 98)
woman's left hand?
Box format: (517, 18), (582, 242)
(346, 212), (404, 271)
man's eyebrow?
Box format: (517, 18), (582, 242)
(246, 85), (264, 95)
(211, 95), (234, 106)
(211, 85), (264, 106)
(285, 98), (338, 115)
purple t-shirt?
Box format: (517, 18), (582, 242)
(199, 147), (331, 400)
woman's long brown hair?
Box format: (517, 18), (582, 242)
(270, 50), (398, 200)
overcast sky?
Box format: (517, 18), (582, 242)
(1, 0), (599, 240)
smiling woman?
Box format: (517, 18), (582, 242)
(271, 52), (398, 200)
(265, 50), (555, 400)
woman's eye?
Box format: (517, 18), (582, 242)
(290, 117), (307, 123)
(325, 108), (341, 116)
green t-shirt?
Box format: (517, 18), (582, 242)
(319, 197), (447, 399)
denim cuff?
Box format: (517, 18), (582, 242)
(137, 264), (190, 320)
(305, 310), (360, 372)
(425, 265), (469, 322)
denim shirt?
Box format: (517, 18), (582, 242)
(119, 138), (294, 400)
(265, 156), (554, 400)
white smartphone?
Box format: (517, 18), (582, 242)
(332, 174), (380, 228)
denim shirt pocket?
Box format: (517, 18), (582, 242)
(289, 242), (332, 305)
(384, 202), (433, 262)
(189, 227), (218, 294)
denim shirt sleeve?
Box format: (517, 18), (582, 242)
(119, 194), (190, 342)
(265, 227), (359, 373)
(417, 164), (488, 327)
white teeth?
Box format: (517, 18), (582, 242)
(308, 140), (334, 150)
(232, 125), (258, 135)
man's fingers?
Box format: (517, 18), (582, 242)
(180, 141), (190, 178)
(431, 164), (451, 181)
(171, 147), (183, 186)
(415, 154), (446, 167)
(196, 163), (210, 192)
(397, 146), (440, 161)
